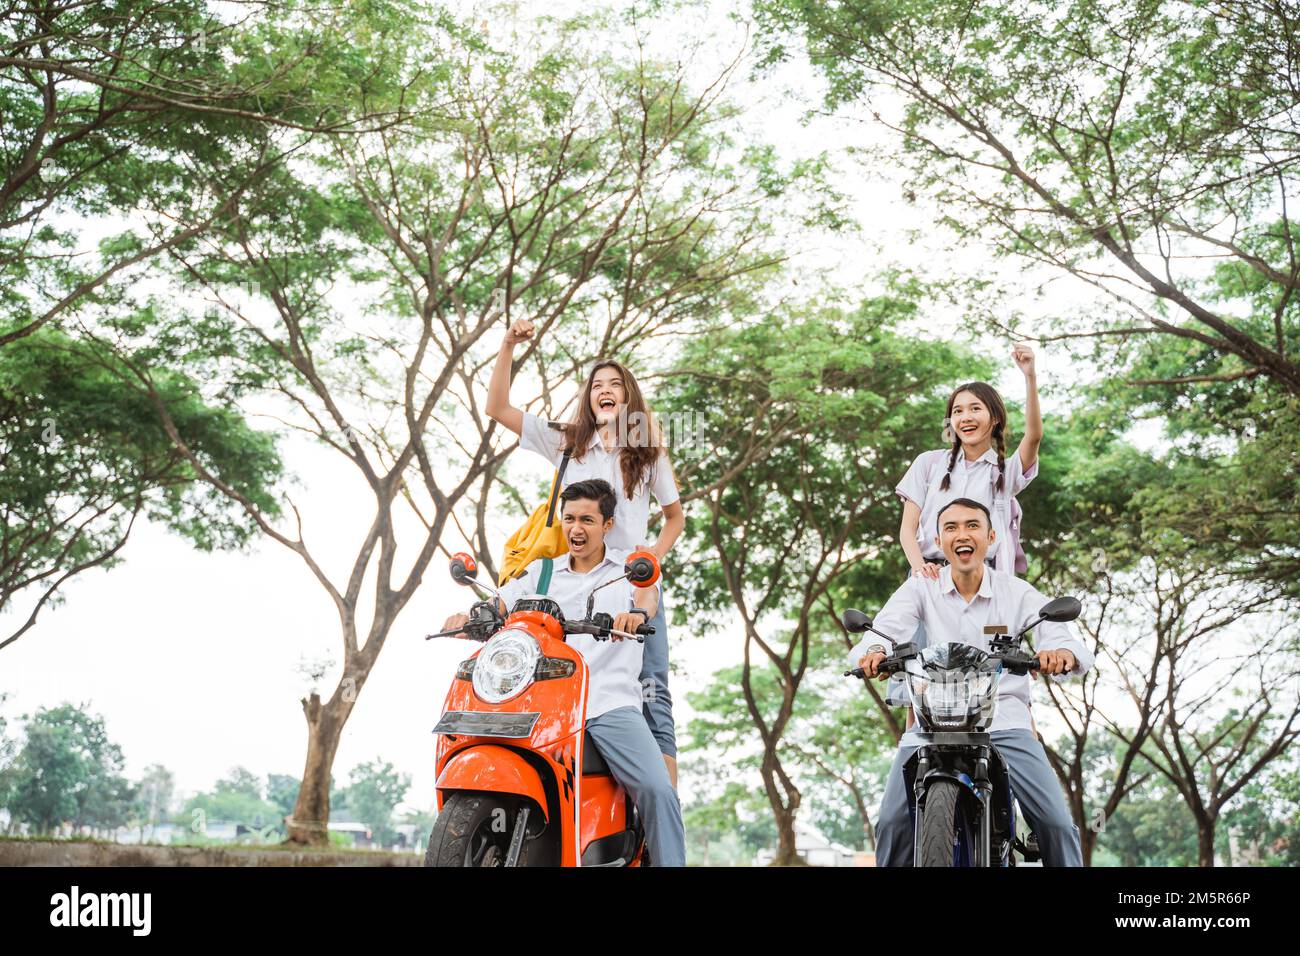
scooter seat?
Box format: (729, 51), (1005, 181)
(582, 732), (611, 775)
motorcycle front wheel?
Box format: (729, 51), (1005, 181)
(918, 779), (977, 867)
(425, 792), (538, 867)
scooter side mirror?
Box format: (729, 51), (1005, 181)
(1040, 596), (1082, 623)
(842, 608), (873, 633)
(625, 549), (661, 588)
(450, 552), (479, 585)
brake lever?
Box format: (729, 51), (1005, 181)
(608, 628), (645, 644)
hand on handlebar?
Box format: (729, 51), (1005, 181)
(612, 612), (647, 641)
(440, 612), (470, 640)
(1034, 648), (1076, 677)
(857, 651), (889, 680)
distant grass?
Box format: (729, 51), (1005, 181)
(0, 834), (417, 856)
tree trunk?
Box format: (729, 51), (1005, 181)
(771, 806), (800, 866)
(1198, 820), (1217, 867)
(285, 690), (349, 846)
(760, 749), (801, 865)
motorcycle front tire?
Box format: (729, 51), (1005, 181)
(918, 778), (967, 867)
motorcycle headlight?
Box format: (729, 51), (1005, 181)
(471, 629), (540, 703)
(910, 670), (997, 728)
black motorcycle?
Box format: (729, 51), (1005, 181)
(843, 596), (1082, 867)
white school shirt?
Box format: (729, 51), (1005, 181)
(896, 447), (1038, 574)
(498, 548), (655, 720)
(519, 411), (680, 554)
(847, 566), (1093, 745)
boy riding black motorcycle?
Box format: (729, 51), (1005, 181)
(849, 497), (1092, 866)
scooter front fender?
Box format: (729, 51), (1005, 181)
(436, 745), (549, 821)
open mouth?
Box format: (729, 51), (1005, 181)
(958, 423), (978, 436)
(598, 398), (616, 411)
(954, 545), (975, 558)
(569, 535), (588, 548)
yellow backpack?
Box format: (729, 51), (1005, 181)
(498, 450), (573, 585)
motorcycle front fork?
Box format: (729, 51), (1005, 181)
(912, 746), (995, 866)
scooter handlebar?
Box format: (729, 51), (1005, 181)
(564, 620), (655, 643)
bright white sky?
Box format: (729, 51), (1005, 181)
(0, 0), (1164, 818)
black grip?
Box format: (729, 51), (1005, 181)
(845, 657), (905, 679)
(1000, 653), (1041, 675)
(635, 624), (655, 636)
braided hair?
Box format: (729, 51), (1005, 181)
(939, 382), (1008, 493)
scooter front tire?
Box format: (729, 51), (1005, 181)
(426, 792), (535, 867)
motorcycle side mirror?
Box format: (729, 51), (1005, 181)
(842, 608), (873, 633)
(1040, 596), (1082, 623)
(625, 549), (661, 588)
(450, 552), (479, 585)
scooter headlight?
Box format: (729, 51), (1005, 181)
(471, 628), (540, 703)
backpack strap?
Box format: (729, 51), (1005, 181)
(544, 450), (573, 526)
(537, 556), (554, 596)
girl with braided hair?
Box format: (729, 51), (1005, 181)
(896, 344), (1043, 580)
(883, 346), (1044, 710)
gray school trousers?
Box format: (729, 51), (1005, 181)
(585, 705), (686, 867)
(638, 594), (676, 757)
(875, 727), (1082, 867)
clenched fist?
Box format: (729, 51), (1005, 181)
(1012, 342), (1036, 377)
(504, 318), (535, 346)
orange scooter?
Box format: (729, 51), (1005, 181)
(423, 549), (660, 867)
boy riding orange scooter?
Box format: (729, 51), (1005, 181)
(427, 478), (686, 866)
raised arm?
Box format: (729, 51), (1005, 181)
(486, 318), (536, 437)
(1012, 343), (1042, 473)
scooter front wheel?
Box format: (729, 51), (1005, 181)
(426, 792), (532, 867)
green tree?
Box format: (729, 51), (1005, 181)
(789, 681), (896, 854)
(1093, 773), (1200, 867)
(132, 764), (175, 843)
(343, 760), (410, 848)
(1, 0), (413, 649)
(0, 703), (134, 835)
(266, 773), (300, 831)
(183, 766), (280, 838)
(682, 783), (778, 866)
(2, 0), (411, 347)
(757, 0), (1300, 395)
(0, 329), (283, 649)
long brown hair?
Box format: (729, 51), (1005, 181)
(940, 382), (1007, 493)
(561, 359), (665, 500)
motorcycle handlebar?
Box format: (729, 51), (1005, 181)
(844, 652), (1044, 680)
